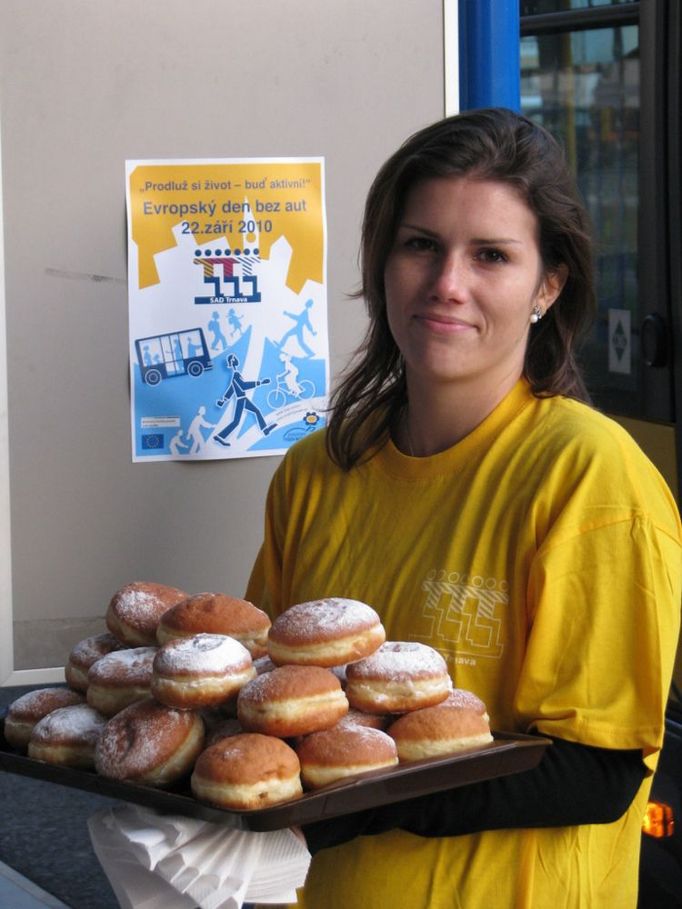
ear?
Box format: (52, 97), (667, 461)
(537, 263), (568, 313)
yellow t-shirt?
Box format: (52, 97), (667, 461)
(247, 380), (682, 909)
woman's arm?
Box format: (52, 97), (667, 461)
(302, 737), (645, 854)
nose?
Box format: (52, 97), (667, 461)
(429, 252), (468, 304)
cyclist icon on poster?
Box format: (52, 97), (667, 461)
(276, 298), (317, 358)
(213, 354), (277, 448)
(279, 350), (301, 396)
(267, 351), (316, 410)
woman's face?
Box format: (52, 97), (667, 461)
(384, 175), (564, 400)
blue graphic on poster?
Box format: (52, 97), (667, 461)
(125, 158), (328, 461)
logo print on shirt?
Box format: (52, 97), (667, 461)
(421, 570), (506, 660)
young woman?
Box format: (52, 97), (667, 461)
(246, 108), (681, 908)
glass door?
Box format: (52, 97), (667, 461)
(520, 0), (675, 422)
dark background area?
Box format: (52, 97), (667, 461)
(0, 686), (119, 909)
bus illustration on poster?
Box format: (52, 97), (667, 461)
(125, 157), (328, 461)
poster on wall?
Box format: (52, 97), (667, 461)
(125, 157), (328, 461)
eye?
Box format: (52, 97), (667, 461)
(477, 247), (508, 264)
(403, 235), (439, 253)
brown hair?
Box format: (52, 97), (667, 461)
(326, 107), (595, 470)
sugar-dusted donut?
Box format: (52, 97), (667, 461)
(442, 687), (489, 717)
(267, 598), (385, 667)
(95, 698), (205, 787)
(151, 633), (256, 710)
(191, 733), (302, 810)
(86, 646), (157, 716)
(106, 581), (188, 646)
(4, 687), (85, 750)
(345, 642), (452, 714)
(296, 724), (398, 789)
(237, 664), (349, 737)
(335, 708), (390, 731)
(387, 693), (493, 762)
(156, 592), (271, 658)
(65, 632), (126, 693)
(28, 703), (108, 768)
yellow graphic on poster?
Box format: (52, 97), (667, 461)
(125, 158), (328, 462)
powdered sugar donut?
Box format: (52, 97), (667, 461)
(86, 646), (157, 716)
(387, 694), (493, 762)
(191, 733), (302, 810)
(442, 687), (489, 718)
(335, 708), (389, 731)
(237, 665), (349, 737)
(151, 634), (256, 709)
(156, 592), (271, 658)
(296, 724), (398, 789)
(106, 581), (188, 646)
(95, 698), (205, 787)
(65, 632), (126, 693)
(345, 642), (452, 713)
(267, 598), (385, 667)
(4, 687), (85, 749)
(28, 703), (108, 768)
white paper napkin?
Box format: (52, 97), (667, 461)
(88, 804), (310, 908)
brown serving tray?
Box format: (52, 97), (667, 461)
(0, 713), (550, 831)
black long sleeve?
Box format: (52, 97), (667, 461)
(302, 737), (646, 855)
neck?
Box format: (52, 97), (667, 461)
(399, 372), (522, 457)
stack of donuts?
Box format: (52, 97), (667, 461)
(3, 582), (493, 814)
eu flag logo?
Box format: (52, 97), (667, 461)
(141, 433), (164, 450)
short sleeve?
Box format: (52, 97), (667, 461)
(244, 459), (288, 619)
(515, 512), (681, 769)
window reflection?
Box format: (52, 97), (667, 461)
(521, 23), (639, 396)
(521, 1), (637, 14)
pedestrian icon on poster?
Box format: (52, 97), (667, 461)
(213, 354), (277, 448)
(276, 299), (317, 358)
(208, 311), (228, 352)
(187, 406), (215, 454)
(169, 429), (189, 455)
(228, 309), (245, 340)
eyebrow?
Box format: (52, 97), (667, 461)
(398, 223), (523, 245)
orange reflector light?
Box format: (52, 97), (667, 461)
(642, 801), (675, 838)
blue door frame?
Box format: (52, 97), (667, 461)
(458, 0), (520, 111)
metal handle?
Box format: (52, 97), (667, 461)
(641, 313), (669, 368)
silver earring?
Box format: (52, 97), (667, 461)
(530, 305), (543, 324)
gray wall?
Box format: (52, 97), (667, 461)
(0, 0), (445, 674)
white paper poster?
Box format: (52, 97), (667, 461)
(125, 158), (328, 461)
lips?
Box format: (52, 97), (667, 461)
(413, 312), (476, 334)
